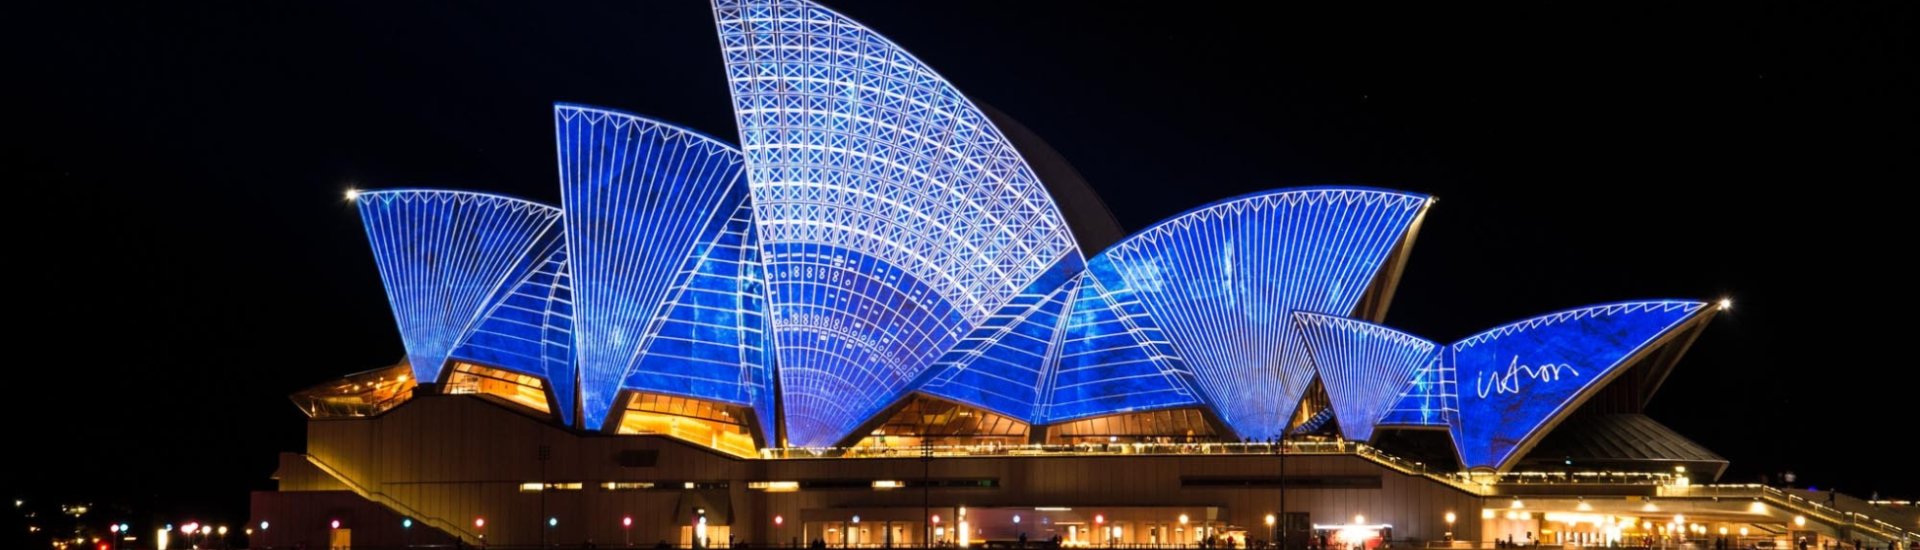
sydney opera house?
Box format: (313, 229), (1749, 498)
(250, 1), (1918, 549)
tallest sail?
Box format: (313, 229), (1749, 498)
(713, 0), (1083, 445)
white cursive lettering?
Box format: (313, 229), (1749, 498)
(1476, 356), (1581, 398)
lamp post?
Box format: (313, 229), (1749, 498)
(1445, 512), (1457, 542)
(923, 444), (933, 550)
(624, 516), (633, 547)
(1266, 514), (1277, 548)
(1276, 431), (1288, 550)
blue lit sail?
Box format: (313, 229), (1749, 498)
(713, 0), (1083, 445)
(556, 104), (751, 431)
(1378, 354), (1457, 429)
(624, 196), (777, 441)
(917, 256), (1083, 422)
(1084, 188), (1430, 438)
(1449, 301), (1709, 471)
(357, 190), (564, 384)
(1295, 312), (1436, 442)
(1040, 270), (1205, 423)
(450, 239), (577, 426)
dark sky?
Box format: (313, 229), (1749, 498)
(9, 0), (1916, 532)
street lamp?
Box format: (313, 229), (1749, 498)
(1276, 433), (1288, 550)
(1267, 514), (1278, 547)
(923, 445), (934, 550)
(1445, 512), (1457, 542)
(625, 515), (634, 547)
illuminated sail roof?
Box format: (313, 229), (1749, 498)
(1447, 300), (1710, 471)
(449, 239), (577, 426)
(554, 104), (758, 431)
(1073, 188), (1430, 438)
(1295, 312), (1437, 442)
(712, 0), (1083, 445)
(356, 190), (564, 384)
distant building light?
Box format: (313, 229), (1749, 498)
(873, 480), (904, 489)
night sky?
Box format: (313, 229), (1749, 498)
(10, 0), (1916, 534)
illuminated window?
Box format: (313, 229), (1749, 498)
(518, 482), (583, 492)
(1044, 408), (1219, 445)
(616, 392), (759, 458)
(601, 482), (657, 491)
(852, 396), (1029, 450)
(290, 363), (417, 418)
(446, 362), (551, 415)
(748, 481), (800, 492)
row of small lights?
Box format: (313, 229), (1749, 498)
(1485, 499), (1812, 531)
(273, 507), (1832, 545)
